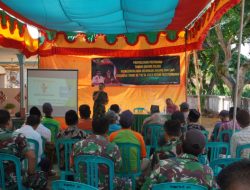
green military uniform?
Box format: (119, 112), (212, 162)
(93, 91), (108, 119)
(57, 125), (87, 169)
(151, 138), (181, 169)
(0, 128), (47, 190)
(73, 134), (131, 190)
(142, 153), (215, 190)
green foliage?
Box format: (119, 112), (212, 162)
(242, 85), (250, 98)
(4, 103), (15, 110)
(188, 2), (250, 97)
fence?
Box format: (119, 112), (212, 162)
(187, 95), (250, 113)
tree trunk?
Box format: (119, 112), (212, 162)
(193, 51), (201, 112)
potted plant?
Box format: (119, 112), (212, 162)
(4, 103), (16, 115)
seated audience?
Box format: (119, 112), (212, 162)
(165, 98), (179, 114)
(109, 110), (148, 171)
(42, 102), (60, 143)
(230, 109), (250, 158)
(57, 110), (87, 169)
(105, 110), (121, 133)
(72, 117), (123, 189)
(78, 104), (92, 131)
(142, 105), (166, 129)
(109, 104), (121, 123)
(158, 111), (186, 147)
(151, 120), (182, 169)
(217, 107), (241, 142)
(16, 115), (44, 164)
(217, 159), (250, 190)
(179, 102), (189, 123)
(0, 109), (47, 189)
(142, 105), (166, 144)
(210, 110), (229, 141)
(30, 106), (51, 142)
(186, 109), (206, 131)
(142, 129), (215, 189)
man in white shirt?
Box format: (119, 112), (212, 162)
(16, 115), (43, 163)
(230, 109), (250, 158)
(29, 106), (51, 142)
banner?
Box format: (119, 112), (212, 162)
(91, 56), (180, 86)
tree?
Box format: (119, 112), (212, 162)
(190, 1), (250, 106)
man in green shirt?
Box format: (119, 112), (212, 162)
(42, 102), (60, 143)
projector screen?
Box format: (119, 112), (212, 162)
(27, 69), (78, 117)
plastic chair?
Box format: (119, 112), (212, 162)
(206, 142), (230, 162)
(56, 138), (80, 179)
(74, 155), (114, 190)
(201, 130), (209, 142)
(209, 158), (241, 177)
(84, 130), (93, 135)
(143, 123), (164, 149)
(152, 182), (208, 190)
(42, 122), (59, 143)
(52, 180), (98, 190)
(27, 138), (39, 165)
(133, 107), (145, 113)
(218, 130), (233, 142)
(0, 153), (28, 190)
(116, 143), (141, 190)
(236, 143), (250, 158)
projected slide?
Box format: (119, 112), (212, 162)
(27, 69), (78, 117)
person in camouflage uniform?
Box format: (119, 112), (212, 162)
(92, 83), (109, 119)
(142, 129), (215, 190)
(151, 120), (182, 169)
(57, 110), (87, 169)
(72, 117), (131, 190)
(0, 109), (47, 190)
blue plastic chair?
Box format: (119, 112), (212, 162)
(152, 182), (208, 190)
(0, 153), (28, 190)
(52, 180), (98, 190)
(56, 138), (80, 179)
(218, 130), (233, 142)
(143, 123), (164, 149)
(236, 143), (250, 158)
(116, 143), (141, 190)
(27, 138), (39, 165)
(201, 130), (209, 142)
(74, 155), (114, 190)
(206, 142), (230, 162)
(42, 122), (59, 143)
(133, 107), (145, 113)
(209, 158), (241, 177)
(84, 130), (93, 135)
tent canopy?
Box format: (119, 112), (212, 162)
(0, 0), (241, 57)
(0, 0), (210, 34)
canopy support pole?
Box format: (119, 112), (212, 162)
(16, 54), (25, 117)
(233, 0), (245, 132)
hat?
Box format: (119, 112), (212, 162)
(119, 110), (134, 128)
(42, 103), (53, 114)
(188, 109), (200, 121)
(219, 110), (229, 117)
(183, 129), (206, 155)
(180, 102), (189, 111)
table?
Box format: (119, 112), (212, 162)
(132, 114), (170, 133)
